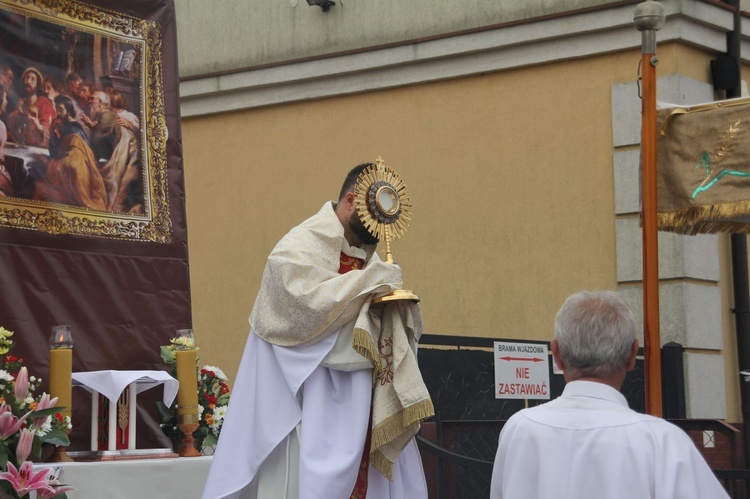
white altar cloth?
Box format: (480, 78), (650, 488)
(72, 370), (178, 450)
(35, 456), (212, 498)
(72, 370), (178, 405)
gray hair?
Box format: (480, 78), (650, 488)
(554, 290), (636, 378)
(93, 91), (110, 109)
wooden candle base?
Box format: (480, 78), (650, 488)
(48, 445), (74, 462)
(177, 423), (201, 457)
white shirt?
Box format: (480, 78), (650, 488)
(490, 380), (730, 499)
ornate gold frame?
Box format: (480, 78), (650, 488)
(0, 0), (171, 243)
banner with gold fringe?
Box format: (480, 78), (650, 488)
(657, 97), (750, 234)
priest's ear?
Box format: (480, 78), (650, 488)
(341, 191), (356, 211)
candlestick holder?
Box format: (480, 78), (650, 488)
(49, 431), (74, 463)
(176, 422), (201, 457)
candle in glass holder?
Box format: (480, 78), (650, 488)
(174, 329), (199, 424)
(49, 325), (73, 420)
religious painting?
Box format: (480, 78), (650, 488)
(0, 0), (171, 242)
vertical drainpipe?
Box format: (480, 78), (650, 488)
(722, 0), (750, 468)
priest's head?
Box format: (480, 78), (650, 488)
(551, 290), (639, 390)
(336, 163), (378, 246)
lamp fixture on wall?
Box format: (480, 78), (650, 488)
(307, 0), (335, 11)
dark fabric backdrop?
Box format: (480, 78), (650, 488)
(0, 0), (189, 451)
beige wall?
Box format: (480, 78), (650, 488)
(181, 29), (746, 425)
(183, 48), (642, 384)
(178, 0), (747, 425)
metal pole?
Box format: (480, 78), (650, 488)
(634, 1), (666, 417)
(719, 0), (750, 470)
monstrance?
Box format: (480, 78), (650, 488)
(354, 156), (419, 304)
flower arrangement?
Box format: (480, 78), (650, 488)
(0, 327), (73, 499)
(157, 337), (231, 454)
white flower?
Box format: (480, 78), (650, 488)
(35, 420), (52, 437)
(0, 370), (14, 383)
(198, 404), (204, 415)
(24, 396), (34, 405)
(29, 376), (36, 382)
(0, 327), (13, 339)
(201, 365), (227, 380)
(211, 406), (227, 431)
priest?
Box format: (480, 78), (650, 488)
(202, 163), (433, 499)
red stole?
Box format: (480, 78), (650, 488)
(338, 253), (371, 499)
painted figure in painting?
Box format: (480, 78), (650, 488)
(6, 67), (55, 147)
(82, 90), (120, 163)
(32, 94), (107, 210)
(100, 87), (141, 212)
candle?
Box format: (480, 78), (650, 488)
(175, 348), (199, 424)
(49, 325), (73, 421)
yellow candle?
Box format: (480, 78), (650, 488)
(175, 349), (199, 424)
(49, 348), (72, 420)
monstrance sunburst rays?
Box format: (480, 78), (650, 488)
(353, 156), (419, 303)
(353, 157), (413, 247)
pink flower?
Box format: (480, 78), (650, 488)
(35, 393), (58, 412)
(36, 484), (75, 499)
(15, 428), (33, 463)
(0, 403), (30, 440)
(13, 366), (28, 401)
(31, 393), (58, 429)
(0, 461), (56, 496)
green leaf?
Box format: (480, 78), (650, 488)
(0, 443), (9, 469)
(30, 406), (66, 419)
(155, 401), (176, 423)
(41, 427), (70, 447)
(31, 434), (42, 460)
(204, 431), (218, 447)
(160, 346), (176, 364)
(216, 394), (230, 406)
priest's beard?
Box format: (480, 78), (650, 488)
(349, 212), (378, 245)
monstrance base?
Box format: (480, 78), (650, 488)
(372, 289), (420, 305)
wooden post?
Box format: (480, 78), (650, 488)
(634, 1), (665, 417)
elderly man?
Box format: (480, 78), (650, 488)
(81, 90), (120, 163)
(490, 290), (729, 499)
(203, 163), (432, 499)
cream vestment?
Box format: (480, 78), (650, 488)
(202, 203), (433, 499)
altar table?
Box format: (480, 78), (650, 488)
(36, 456), (212, 498)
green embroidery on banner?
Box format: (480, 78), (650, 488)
(692, 169), (750, 199)
(695, 152), (710, 176)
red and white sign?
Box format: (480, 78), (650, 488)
(494, 341), (550, 400)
